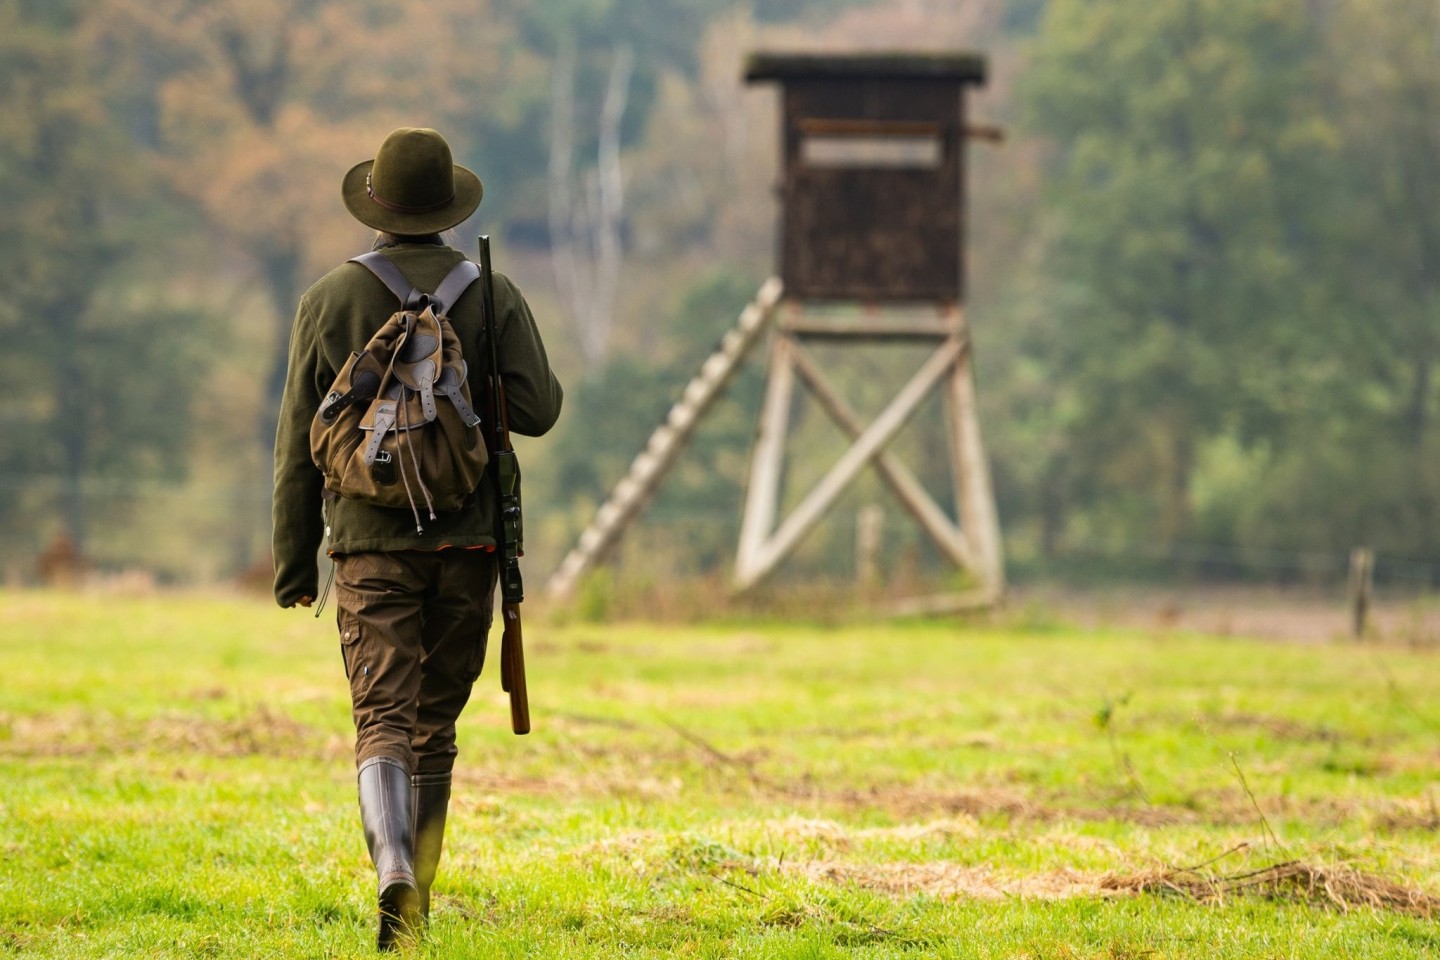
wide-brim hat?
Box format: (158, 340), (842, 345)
(342, 127), (483, 234)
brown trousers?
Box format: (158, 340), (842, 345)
(334, 550), (497, 776)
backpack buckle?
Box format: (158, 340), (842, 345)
(320, 391), (344, 424)
(371, 449), (396, 486)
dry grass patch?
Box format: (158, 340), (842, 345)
(1101, 858), (1440, 917)
(790, 853), (1440, 918)
(796, 860), (1108, 901)
(0, 706), (344, 760)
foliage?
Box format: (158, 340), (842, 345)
(1, 0), (1438, 584)
(0, 0), (203, 553)
(1309, 0), (1440, 554)
(83, 0), (520, 449)
(1018, 0), (1337, 547)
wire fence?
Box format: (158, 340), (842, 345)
(1029, 538), (1440, 589)
(2, 475), (1439, 593)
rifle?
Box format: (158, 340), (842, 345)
(479, 235), (530, 735)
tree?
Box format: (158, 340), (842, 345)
(85, 0), (515, 452)
(547, 35), (634, 367)
(0, 0), (200, 556)
(1020, 0), (1336, 546)
(502, 0), (772, 367)
(1329, 0), (1440, 450)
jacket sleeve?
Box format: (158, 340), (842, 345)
(271, 297), (326, 607)
(495, 275), (564, 437)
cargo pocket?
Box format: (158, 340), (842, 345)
(338, 608), (363, 683)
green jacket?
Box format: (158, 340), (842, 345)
(272, 241), (564, 607)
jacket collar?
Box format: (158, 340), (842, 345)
(371, 233), (446, 251)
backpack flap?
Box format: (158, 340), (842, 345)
(390, 307), (445, 422)
(318, 350), (385, 426)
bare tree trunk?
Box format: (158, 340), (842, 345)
(589, 43), (633, 365)
(548, 36), (583, 353)
(547, 41), (633, 368)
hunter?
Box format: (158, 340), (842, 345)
(272, 126), (563, 948)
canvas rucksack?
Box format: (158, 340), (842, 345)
(309, 252), (488, 531)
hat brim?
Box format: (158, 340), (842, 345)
(341, 160), (484, 235)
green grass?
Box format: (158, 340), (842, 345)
(3, 590), (1440, 957)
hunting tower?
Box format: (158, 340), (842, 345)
(733, 51), (1004, 598)
(547, 51), (1004, 603)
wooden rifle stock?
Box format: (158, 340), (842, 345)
(500, 601), (529, 733)
(480, 236), (530, 735)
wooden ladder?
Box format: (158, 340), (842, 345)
(545, 278), (784, 600)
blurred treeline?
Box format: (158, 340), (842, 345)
(1, 0), (1436, 590)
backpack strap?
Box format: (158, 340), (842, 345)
(350, 253), (481, 315)
(435, 363), (482, 428)
(431, 260), (481, 315)
(350, 252), (423, 309)
(362, 399), (398, 466)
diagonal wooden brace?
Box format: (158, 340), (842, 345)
(734, 337), (964, 591)
(787, 338), (976, 572)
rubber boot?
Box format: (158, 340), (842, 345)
(357, 756), (421, 950)
(411, 772), (452, 921)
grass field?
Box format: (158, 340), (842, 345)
(3, 589), (1440, 958)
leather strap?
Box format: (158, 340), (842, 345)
(351, 252), (423, 309)
(363, 400), (398, 466)
(431, 261), (480, 315)
(350, 253), (480, 315)
(366, 172), (455, 214)
(436, 365), (481, 428)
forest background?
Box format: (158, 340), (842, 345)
(2, 0), (1437, 599)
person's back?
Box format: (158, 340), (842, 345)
(271, 127), (563, 949)
(276, 238), (562, 568)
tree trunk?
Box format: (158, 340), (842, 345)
(1159, 431), (1193, 546)
(589, 42), (633, 365)
(256, 235), (303, 452)
(547, 41), (633, 368)
(547, 35), (581, 354)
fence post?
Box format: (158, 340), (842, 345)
(857, 504), (883, 590)
(1349, 547), (1374, 640)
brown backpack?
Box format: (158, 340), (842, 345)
(309, 253), (488, 531)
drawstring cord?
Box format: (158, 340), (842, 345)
(404, 403), (437, 522)
(312, 557), (336, 618)
(393, 384), (425, 534)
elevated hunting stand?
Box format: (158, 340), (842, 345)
(548, 51), (1004, 604)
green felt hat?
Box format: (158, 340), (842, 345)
(342, 127), (483, 234)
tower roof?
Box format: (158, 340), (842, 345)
(744, 52), (987, 86)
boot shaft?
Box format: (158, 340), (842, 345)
(411, 772), (452, 917)
(358, 756), (420, 949)
(358, 756), (417, 890)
